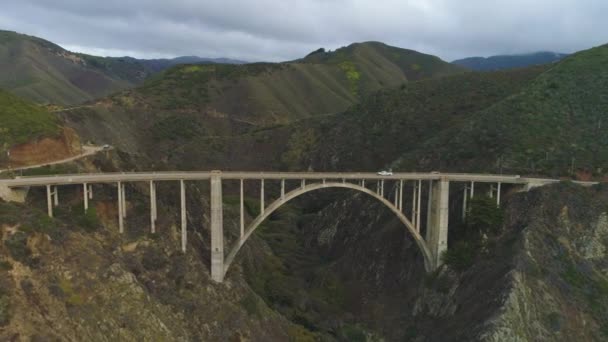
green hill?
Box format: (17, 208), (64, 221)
(61, 42), (465, 157)
(0, 89), (60, 149)
(394, 44), (608, 177)
(452, 51), (568, 71)
(137, 42), (463, 124)
(0, 30), (155, 105)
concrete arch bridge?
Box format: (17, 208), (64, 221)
(0, 171), (595, 282)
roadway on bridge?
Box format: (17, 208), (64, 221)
(0, 170), (573, 188)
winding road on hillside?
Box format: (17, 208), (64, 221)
(0, 145), (108, 174)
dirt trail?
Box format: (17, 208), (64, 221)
(0, 145), (108, 174)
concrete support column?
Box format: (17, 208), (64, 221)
(427, 178), (450, 269)
(83, 183), (89, 212)
(462, 185), (468, 221)
(301, 179), (305, 189)
(180, 180), (187, 253)
(210, 173), (224, 282)
(398, 180), (403, 211)
(46, 185), (53, 217)
(281, 179), (285, 200)
(121, 183), (127, 218)
(416, 180), (422, 232)
(393, 183), (398, 207)
(88, 184), (93, 199)
(53, 186), (59, 207)
(470, 181), (475, 198)
(426, 180), (433, 241)
(117, 181), (124, 233)
(362, 179), (365, 188)
(240, 179), (244, 239)
(150, 181), (156, 234)
(496, 182), (502, 206)
(260, 179), (265, 214)
(411, 182), (417, 228)
(380, 180), (385, 197)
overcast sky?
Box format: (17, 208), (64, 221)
(1, 0), (607, 62)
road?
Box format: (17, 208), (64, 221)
(0, 170), (597, 188)
(0, 145), (108, 174)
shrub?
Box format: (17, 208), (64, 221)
(76, 207), (100, 232)
(4, 231), (31, 264)
(0, 295), (9, 326)
(465, 196), (504, 237)
(442, 241), (478, 271)
(141, 247), (168, 271)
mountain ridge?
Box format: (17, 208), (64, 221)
(453, 51), (568, 71)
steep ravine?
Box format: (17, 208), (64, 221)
(242, 183), (608, 341)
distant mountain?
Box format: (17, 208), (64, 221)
(0, 30), (247, 105)
(453, 51), (568, 71)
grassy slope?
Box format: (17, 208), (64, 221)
(0, 30), (151, 105)
(62, 42), (464, 159)
(275, 65), (548, 171)
(0, 89), (59, 148)
(396, 44), (608, 177)
(132, 42), (464, 123)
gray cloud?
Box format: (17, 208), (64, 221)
(0, 0), (606, 62)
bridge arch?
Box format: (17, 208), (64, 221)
(223, 181), (434, 279)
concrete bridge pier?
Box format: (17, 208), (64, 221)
(117, 181), (124, 233)
(426, 178), (450, 268)
(180, 180), (187, 252)
(53, 186), (59, 207)
(46, 185), (53, 217)
(83, 183), (89, 211)
(210, 172), (224, 282)
(150, 181), (157, 233)
(240, 179), (245, 239)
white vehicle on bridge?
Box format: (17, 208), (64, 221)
(377, 170), (393, 176)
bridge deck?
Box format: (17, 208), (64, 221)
(0, 171), (593, 188)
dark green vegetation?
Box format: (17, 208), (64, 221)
(401, 44), (608, 176)
(453, 51), (568, 71)
(280, 66), (547, 171)
(267, 44), (608, 178)
(0, 89), (59, 147)
(442, 196), (504, 271)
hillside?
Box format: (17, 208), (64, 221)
(395, 43), (608, 177)
(0, 89), (59, 149)
(138, 56), (247, 73)
(0, 30), (247, 105)
(452, 51), (568, 71)
(58, 41), (465, 158)
(0, 30), (153, 105)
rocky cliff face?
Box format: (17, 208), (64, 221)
(8, 127), (82, 168)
